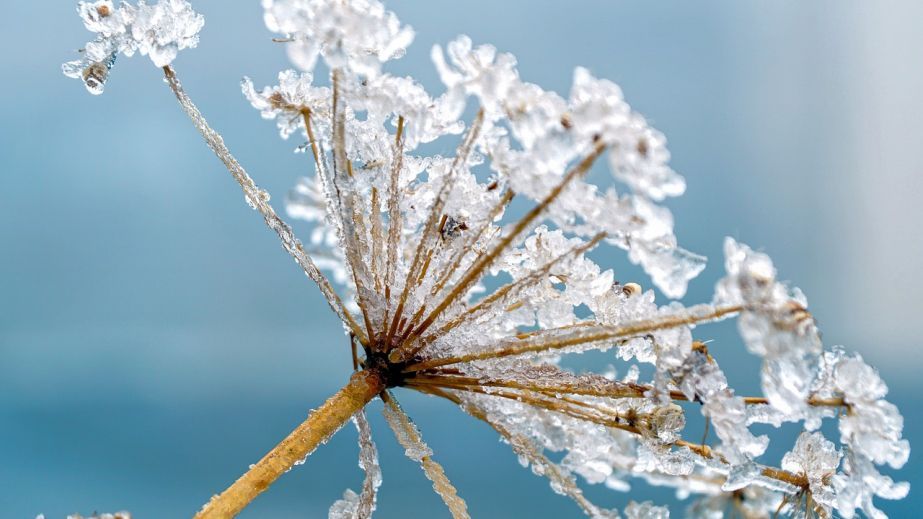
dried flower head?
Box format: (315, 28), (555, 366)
(62, 0), (909, 518)
(62, 0), (204, 94)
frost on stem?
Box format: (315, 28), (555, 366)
(329, 410), (381, 519)
(63, 0), (909, 517)
(382, 392), (469, 519)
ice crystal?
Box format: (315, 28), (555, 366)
(63, 0), (910, 517)
(715, 238), (822, 416)
(781, 431), (840, 514)
(63, 0), (203, 94)
(263, 0), (413, 76)
(330, 411), (381, 519)
(624, 500), (670, 519)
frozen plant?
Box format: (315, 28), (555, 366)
(62, 1), (910, 518)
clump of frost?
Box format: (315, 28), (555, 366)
(781, 431), (841, 514)
(714, 237), (822, 416)
(263, 0), (413, 76)
(63, 0), (204, 94)
(623, 500), (670, 519)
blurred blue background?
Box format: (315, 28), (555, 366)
(1, 1), (921, 517)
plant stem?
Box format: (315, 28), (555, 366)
(194, 370), (386, 518)
(161, 65), (367, 345)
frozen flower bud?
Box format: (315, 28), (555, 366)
(622, 282), (643, 297)
(714, 237), (782, 307)
(832, 354), (909, 469)
(78, 1), (135, 37)
(715, 238), (822, 416)
(350, 74), (464, 149)
(781, 431), (841, 512)
(833, 448), (909, 519)
(242, 70), (331, 139)
(569, 68), (685, 202)
(62, 43), (118, 95)
(432, 35), (519, 120)
(647, 403), (685, 443)
(63, 0), (203, 94)
(263, 0), (414, 76)
(131, 0), (205, 67)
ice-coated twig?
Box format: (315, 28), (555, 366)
(420, 385), (617, 519)
(385, 109), (485, 348)
(381, 391), (470, 519)
(353, 411), (381, 519)
(404, 304), (743, 372)
(412, 380), (810, 496)
(380, 116), (406, 346)
(64, 1), (910, 517)
(161, 65), (367, 344)
(329, 410), (381, 519)
(399, 231), (607, 360)
(329, 70), (378, 340)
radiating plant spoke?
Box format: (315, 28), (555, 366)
(381, 391), (470, 519)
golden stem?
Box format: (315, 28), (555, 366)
(300, 109), (322, 167)
(370, 187), (384, 295)
(415, 384), (809, 494)
(405, 304), (743, 372)
(419, 385), (607, 517)
(194, 370), (385, 519)
(381, 116), (407, 347)
(408, 380), (643, 435)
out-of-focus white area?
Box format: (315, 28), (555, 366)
(845, 3), (923, 366)
(734, 3), (923, 375)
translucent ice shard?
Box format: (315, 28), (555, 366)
(263, 0), (414, 76)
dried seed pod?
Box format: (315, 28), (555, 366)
(649, 404), (685, 442)
(778, 299), (816, 334)
(622, 282), (642, 297)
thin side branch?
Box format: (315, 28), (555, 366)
(162, 65), (367, 344)
(401, 231), (606, 360)
(381, 391), (470, 519)
(419, 385), (612, 518)
(405, 304), (743, 372)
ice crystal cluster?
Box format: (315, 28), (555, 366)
(63, 0), (203, 94)
(63, 0), (910, 518)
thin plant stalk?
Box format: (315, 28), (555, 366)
(194, 370), (386, 518)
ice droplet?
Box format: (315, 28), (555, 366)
(83, 52), (117, 95)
